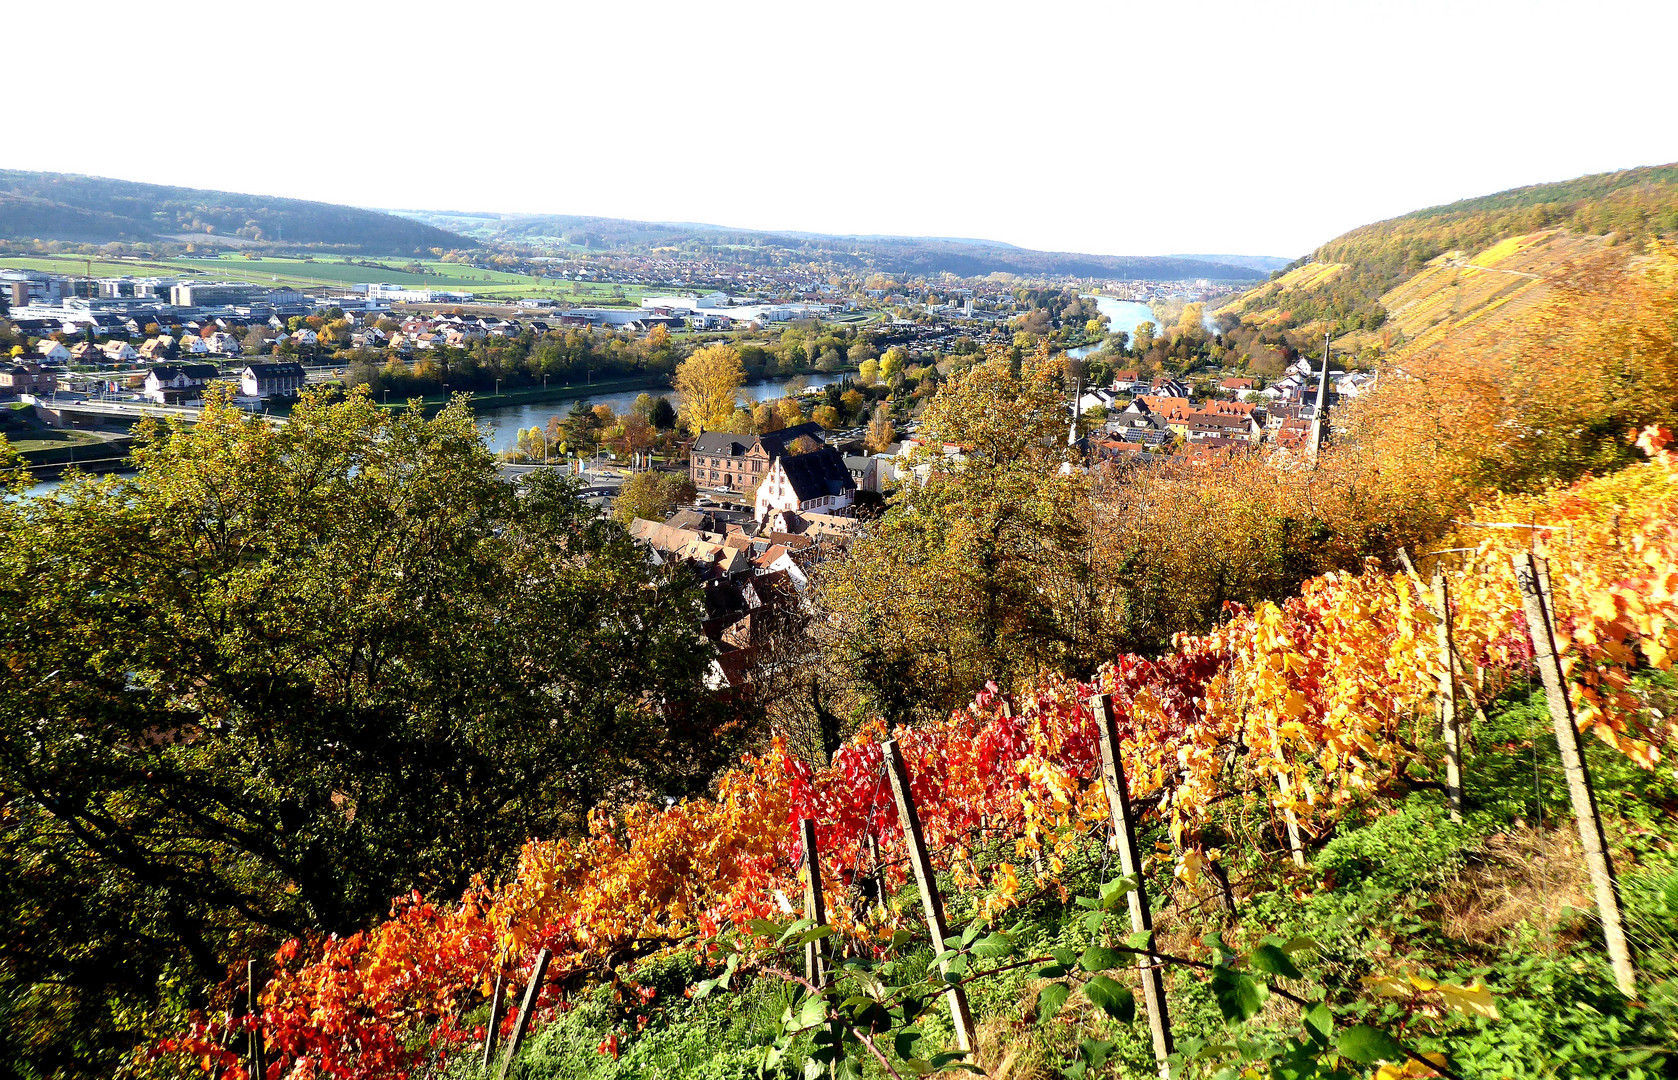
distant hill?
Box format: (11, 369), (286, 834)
(1223, 163), (1678, 336)
(1169, 253), (1294, 273)
(0, 171), (467, 255)
(390, 210), (1268, 282)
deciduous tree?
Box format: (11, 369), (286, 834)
(674, 343), (745, 436)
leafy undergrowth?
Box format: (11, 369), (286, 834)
(461, 685), (1678, 1079)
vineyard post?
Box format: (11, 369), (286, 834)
(1402, 547), (1487, 736)
(1090, 694), (1175, 1073)
(1434, 571), (1463, 821)
(866, 833), (887, 911)
(881, 738), (976, 1053)
(799, 817), (827, 986)
(495, 947), (552, 1080)
(246, 960), (266, 1080)
(1512, 553), (1636, 997)
(480, 972), (506, 1074)
(1281, 803), (1307, 868)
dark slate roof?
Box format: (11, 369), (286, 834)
(757, 422), (824, 455)
(779, 445), (856, 502)
(148, 363), (219, 381)
(691, 430), (756, 456)
(243, 361), (306, 378)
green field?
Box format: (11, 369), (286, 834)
(0, 254), (652, 304)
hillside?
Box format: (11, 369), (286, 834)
(1222, 162), (1678, 338)
(0, 170), (467, 254)
(390, 209), (1271, 282)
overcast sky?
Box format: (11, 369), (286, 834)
(12, 0), (1675, 259)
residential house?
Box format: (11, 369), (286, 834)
(102, 340), (139, 362)
(0, 362), (56, 395)
(290, 328), (319, 346)
(754, 446), (856, 522)
(36, 340), (71, 363)
(240, 361), (307, 399)
(69, 342), (102, 364)
(689, 421), (826, 494)
(138, 336), (174, 361)
(143, 363), (219, 405)
(206, 332), (243, 356)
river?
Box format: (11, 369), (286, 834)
(471, 372), (849, 454)
(1069, 294), (1157, 359)
(17, 372), (850, 498)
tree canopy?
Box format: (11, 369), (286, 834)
(0, 389), (726, 1075)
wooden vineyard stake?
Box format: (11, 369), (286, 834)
(800, 817), (827, 986)
(1435, 571), (1464, 821)
(865, 833), (887, 910)
(1281, 802), (1308, 868)
(1513, 553), (1636, 997)
(246, 960), (267, 1080)
(1400, 547), (1488, 737)
(1090, 694), (1175, 1074)
(481, 971), (507, 1074)
(495, 947), (552, 1080)
(881, 738), (976, 1052)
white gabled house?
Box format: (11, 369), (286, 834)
(143, 363), (219, 405)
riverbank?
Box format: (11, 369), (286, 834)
(369, 365), (858, 420)
(371, 375), (674, 417)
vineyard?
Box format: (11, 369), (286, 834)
(163, 427), (1678, 1080)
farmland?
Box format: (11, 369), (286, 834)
(0, 253), (653, 304)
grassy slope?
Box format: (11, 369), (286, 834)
(457, 683), (1678, 1080)
(0, 169), (464, 251)
(1219, 162), (1678, 342)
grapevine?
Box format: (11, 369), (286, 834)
(161, 427), (1678, 1080)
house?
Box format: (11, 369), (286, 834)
(1077, 388), (1121, 414)
(143, 363), (219, 405)
(206, 332), (243, 356)
(138, 336), (174, 361)
(290, 329), (318, 346)
(102, 341), (139, 362)
(179, 335), (211, 355)
(843, 454), (879, 492)
(1220, 377), (1257, 393)
(754, 444), (856, 522)
(689, 422), (832, 495)
(240, 361), (307, 399)
(0, 362), (56, 395)
(69, 342), (103, 364)
(36, 341), (71, 363)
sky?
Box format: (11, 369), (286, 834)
(11, 0), (1677, 259)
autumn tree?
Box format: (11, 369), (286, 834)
(864, 405), (896, 454)
(752, 399), (786, 433)
(815, 346), (1099, 726)
(0, 388), (726, 1078)
(613, 469), (698, 525)
(674, 343), (745, 435)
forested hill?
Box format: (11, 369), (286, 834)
(392, 209), (1271, 281)
(0, 170), (467, 254)
(1225, 162), (1678, 335)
